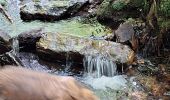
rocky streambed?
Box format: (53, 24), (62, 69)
(0, 0), (170, 99)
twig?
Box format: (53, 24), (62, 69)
(0, 4), (13, 23)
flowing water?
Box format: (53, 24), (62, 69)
(83, 55), (117, 77)
(17, 52), (141, 100)
(0, 0), (143, 99)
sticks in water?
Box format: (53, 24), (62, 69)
(0, 4), (13, 23)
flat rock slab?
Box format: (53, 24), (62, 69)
(36, 33), (134, 65)
(20, 0), (88, 21)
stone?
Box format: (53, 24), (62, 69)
(114, 22), (135, 43)
(20, 0), (88, 21)
(36, 33), (135, 66)
(104, 22), (138, 51)
(0, 30), (11, 54)
(17, 28), (44, 52)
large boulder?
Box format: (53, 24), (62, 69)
(0, 30), (11, 54)
(104, 21), (139, 51)
(114, 22), (135, 43)
(20, 0), (88, 21)
(115, 22), (139, 51)
(36, 33), (135, 66)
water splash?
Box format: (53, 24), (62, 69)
(83, 55), (117, 77)
(6, 51), (21, 66)
(5, 37), (21, 66)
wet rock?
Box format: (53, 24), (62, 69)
(17, 28), (44, 52)
(0, 52), (22, 66)
(36, 33), (135, 66)
(0, 30), (11, 54)
(20, 0), (88, 21)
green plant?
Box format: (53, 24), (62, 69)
(112, 0), (126, 11)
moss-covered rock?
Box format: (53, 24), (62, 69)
(97, 0), (144, 28)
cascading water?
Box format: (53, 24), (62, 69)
(5, 37), (21, 66)
(65, 37), (74, 71)
(0, 0), (22, 66)
(83, 55), (117, 77)
(12, 37), (19, 55)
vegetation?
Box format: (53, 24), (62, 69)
(159, 0), (170, 17)
(111, 0), (126, 11)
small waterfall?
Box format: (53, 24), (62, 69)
(83, 55), (117, 78)
(65, 37), (74, 71)
(7, 37), (21, 66)
(12, 37), (19, 56)
(5, 52), (21, 66)
(65, 52), (72, 71)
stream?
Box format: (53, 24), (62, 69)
(0, 0), (150, 99)
(17, 52), (140, 100)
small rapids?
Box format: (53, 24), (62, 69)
(14, 52), (141, 100)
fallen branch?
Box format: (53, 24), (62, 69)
(0, 4), (13, 23)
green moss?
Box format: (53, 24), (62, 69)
(111, 0), (126, 11)
(0, 17), (111, 37)
(97, 0), (111, 16)
(128, 0), (144, 7)
(97, 0), (145, 18)
(158, 18), (170, 29)
(159, 0), (170, 17)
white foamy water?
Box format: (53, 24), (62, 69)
(83, 75), (128, 90)
(12, 37), (19, 56)
(83, 55), (117, 77)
